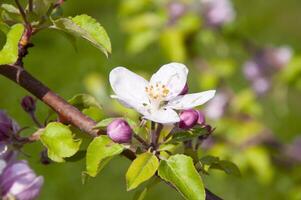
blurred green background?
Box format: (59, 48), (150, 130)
(1, 0), (301, 199)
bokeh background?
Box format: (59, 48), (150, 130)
(1, 0), (301, 199)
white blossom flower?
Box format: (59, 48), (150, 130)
(109, 63), (215, 124)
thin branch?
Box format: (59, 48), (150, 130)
(133, 134), (149, 148)
(155, 123), (163, 144)
(151, 121), (156, 147)
(28, 0), (33, 13)
(164, 127), (178, 141)
(15, 0), (30, 26)
(29, 112), (43, 128)
(0, 64), (222, 200)
(0, 65), (99, 137)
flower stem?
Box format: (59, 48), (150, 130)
(133, 134), (149, 148)
(29, 112), (43, 128)
(28, 0), (33, 13)
(15, 0), (30, 26)
(155, 123), (163, 144)
(151, 121), (157, 148)
(164, 127), (178, 141)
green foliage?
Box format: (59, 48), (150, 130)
(68, 93), (103, 121)
(158, 154), (206, 200)
(1, 4), (19, 15)
(0, 23), (23, 65)
(126, 152), (159, 191)
(160, 28), (186, 62)
(0, 22), (9, 34)
(0, 4), (22, 24)
(86, 135), (124, 177)
(169, 127), (209, 143)
(33, 0), (57, 17)
(94, 117), (117, 128)
(245, 147), (273, 183)
(127, 30), (158, 54)
(52, 14), (111, 56)
(68, 93), (102, 110)
(133, 178), (160, 200)
(40, 122), (82, 162)
(200, 155), (241, 176)
(0, 24), (24, 65)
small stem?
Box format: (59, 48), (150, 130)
(164, 127), (177, 141)
(29, 112), (43, 128)
(151, 122), (156, 148)
(28, 0), (33, 13)
(15, 0), (30, 26)
(155, 123), (163, 144)
(133, 134), (149, 148)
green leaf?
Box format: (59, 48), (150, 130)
(133, 177), (160, 200)
(0, 4), (22, 24)
(1, 4), (19, 14)
(210, 160), (241, 176)
(40, 122), (82, 162)
(52, 14), (111, 56)
(32, 0), (57, 17)
(158, 154), (205, 200)
(86, 135), (124, 177)
(65, 150), (86, 162)
(200, 155), (241, 177)
(133, 188), (148, 200)
(0, 24), (24, 65)
(82, 107), (104, 122)
(169, 127), (208, 143)
(94, 118), (117, 128)
(68, 93), (102, 110)
(199, 155), (220, 166)
(0, 22), (10, 34)
(126, 152), (159, 191)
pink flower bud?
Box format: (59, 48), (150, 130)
(21, 96), (36, 113)
(178, 109), (199, 129)
(107, 119), (133, 143)
(196, 110), (206, 125)
(179, 83), (189, 95)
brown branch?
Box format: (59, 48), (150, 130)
(0, 65), (98, 136)
(0, 64), (221, 199)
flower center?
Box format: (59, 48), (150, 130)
(145, 82), (170, 103)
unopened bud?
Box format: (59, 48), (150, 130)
(196, 110), (206, 125)
(179, 109), (199, 129)
(40, 149), (51, 165)
(107, 119), (133, 143)
(21, 96), (36, 113)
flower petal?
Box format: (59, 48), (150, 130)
(166, 90), (216, 110)
(111, 95), (151, 116)
(109, 67), (149, 108)
(143, 108), (180, 124)
(150, 63), (188, 100)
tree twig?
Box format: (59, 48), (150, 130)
(0, 64), (222, 200)
(14, 0), (30, 26)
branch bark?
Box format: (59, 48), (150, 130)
(0, 64), (222, 200)
(0, 64), (98, 136)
